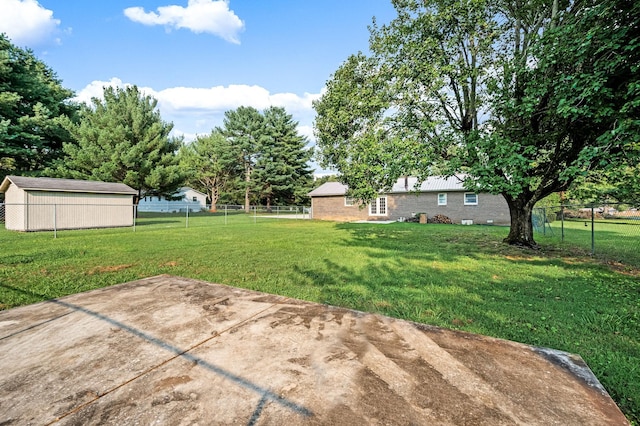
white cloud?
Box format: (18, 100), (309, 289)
(297, 125), (315, 142)
(0, 0), (62, 47)
(72, 78), (128, 104)
(73, 79), (320, 143)
(124, 0), (244, 44)
(153, 85), (320, 115)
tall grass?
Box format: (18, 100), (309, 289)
(0, 218), (638, 423)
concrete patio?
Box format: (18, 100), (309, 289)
(0, 275), (628, 425)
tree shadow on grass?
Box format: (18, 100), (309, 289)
(292, 222), (640, 422)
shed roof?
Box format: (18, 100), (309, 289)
(308, 175), (468, 197)
(0, 176), (138, 195)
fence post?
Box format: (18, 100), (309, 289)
(225, 204), (228, 225)
(53, 203), (57, 239)
(542, 208), (547, 236)
(254, 206), (257, 224)
(186, 205), (189, 228)
(561, 205), (565, 241)
(591, 206), (595, 255)
(133, 204), (137, 232)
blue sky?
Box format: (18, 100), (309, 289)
(1, 0), (397, 170)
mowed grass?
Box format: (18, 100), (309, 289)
(1, 218), (639, 423)
(536, 218), (640, 267)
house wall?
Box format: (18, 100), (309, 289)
(182, 188), (207, 207)
(15, 191), (134, 231)
(311, 191), (510, 225)
(138, 188), (207, 212)
(311, 196), (370, 221)
(389, 192), (510, 225)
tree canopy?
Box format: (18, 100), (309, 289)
(218, 106), (265, 212)
(314, 0), (639, 247)
(217, 106), (313, 210)
(0, 34), (77, 175)
(50, 85), (183, 200)
(252, 106), (313, 208)
(178, 129), (237, 211)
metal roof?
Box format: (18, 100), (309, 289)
(390, 175), (467, 192)
(308, 175), (468, 197)
(0, 176), (138, 195)
(308, 181), (348, 197)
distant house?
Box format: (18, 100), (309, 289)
(0, 176), (137, 231)
(137, 187), (207, 213)
(308, 175), (510, 225)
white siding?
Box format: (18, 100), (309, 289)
(4, 183), (26, 231)
(20, 191), (134, 231)
(138, 187), (206, 212)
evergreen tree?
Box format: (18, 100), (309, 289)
(253, 107), (313, 209)
(50, 85), (183, 201)
(0, 34), (77, 174)
(218, 106), (265, 212)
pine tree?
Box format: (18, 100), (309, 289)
(50, 85), (183, 201)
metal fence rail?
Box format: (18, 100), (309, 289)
(0, 203), (311, 238)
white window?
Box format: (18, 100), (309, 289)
(438, 193), (447, 206)
(464, 193), (478, 205)
(369, 197), (387, 216)
(345, 197), (355, 206)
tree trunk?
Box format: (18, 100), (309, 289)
(503, 196), (538, 248)
(209, 187), (218, 212)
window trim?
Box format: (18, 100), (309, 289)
(464, 193), (478, 206)
(438, 193), (447, 206)
(369, 196), (388, 216)
(344, 196), (355, 207)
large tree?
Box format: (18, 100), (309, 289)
(50, 85), (183, 201)
(314, 0), (639, 247)
(252, 106), (313, 209)
(178, 130), (238, 211)
(218, 106), (265, 212)
(0, 34), (77, 174)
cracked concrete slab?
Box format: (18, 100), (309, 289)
(0, 275), (628, 425)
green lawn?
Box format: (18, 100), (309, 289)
(1, 218), (638, 423)
(535, 217), (640, 267)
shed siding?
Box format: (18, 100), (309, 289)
(4, 183), (26, 231)
(23, 191), (133, 231)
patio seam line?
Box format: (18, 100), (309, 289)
(46, 299), (291, 425)
(0, 311), (72, 341)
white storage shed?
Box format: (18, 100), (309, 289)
(0, 176), (137, 231)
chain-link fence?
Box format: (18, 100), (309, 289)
(0, 203), (310, 238)
(533, 203), (640, 267)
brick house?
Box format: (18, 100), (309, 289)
(308, 175), (510, 225)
